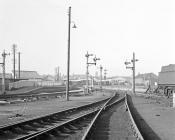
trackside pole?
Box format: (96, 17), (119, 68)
(173, 90), (175, 108)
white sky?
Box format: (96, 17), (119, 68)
(0, 0), (174, 76)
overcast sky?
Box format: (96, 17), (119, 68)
(0, 0), (174, 76)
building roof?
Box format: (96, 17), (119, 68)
(136, 73), (158, 80)
(15, 71), (42, 79)
(161, 64), (175, 72)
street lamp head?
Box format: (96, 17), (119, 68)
(72, 23), (77, 28)
(71, 21), (77, 28)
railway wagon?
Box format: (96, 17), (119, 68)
(157, 64), (175, 96)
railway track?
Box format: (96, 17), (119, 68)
(82, 94), (144, 140)
(0, 93), (145, 140)
(0, 94), (114, 140)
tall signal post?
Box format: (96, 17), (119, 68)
(85, 52), (93, 94)
(85, 52), (100, 94)
(0, 50), (10, 94)
(100, 65), (103, 91)
(124, 52), (138, 94)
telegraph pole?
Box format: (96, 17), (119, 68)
(1, 50), (10, 94)
(100, 65), (103, 91)
(13, 44), (17, 82)
(58, 67), (60, 81)
(56, 67), (60, 81)
(18, 52), (21, 79)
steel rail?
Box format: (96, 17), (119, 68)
(125, 94), (144, 140)
(0, 97), (111, 140)
(81, 95), (125, 140)
(23, 107), (101, 140)
(105, 95), (125, 108)
(17, 95), (116, 140)
(19, 94), (125, 140)
(0, 97), (109, 130)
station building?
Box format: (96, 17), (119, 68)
(6, 71), (42, 90)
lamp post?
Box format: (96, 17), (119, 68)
(18, 52), (21, 79)
(124, 52), (138, 94)
(85, 52), (100, 94)
(66, 6), (77, 101)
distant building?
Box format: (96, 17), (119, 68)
(0, 73), (13, 79)
(156, 64), (175, 95)
(42, 74), (55, 81)
(15, 70), (42, 80)
(0, 73), (13, 90)
(135, 73), (158, 87)
(158, 64), (175, 86)
(63, 74), (86, 81)
(96, 76), (132, 86)
(110, 77), (128, 85)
